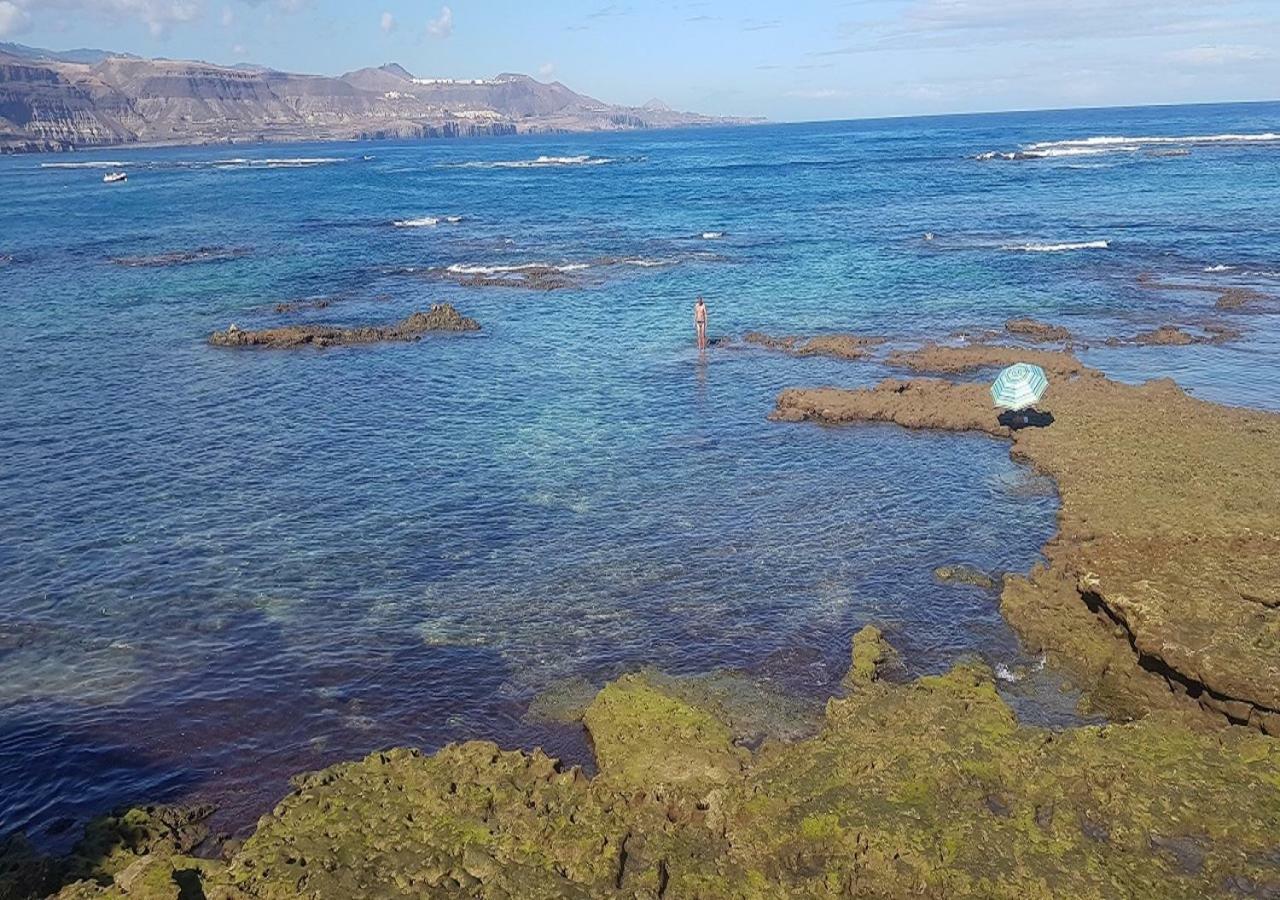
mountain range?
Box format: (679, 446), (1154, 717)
(0, 43), (755, 153)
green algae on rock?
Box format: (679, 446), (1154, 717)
(14, 630), (1277, 899)
(843, 624), (898, 689)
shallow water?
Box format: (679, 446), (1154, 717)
(3, 102), (1279, 844)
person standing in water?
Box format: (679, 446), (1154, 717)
(694, 296), (708, 349)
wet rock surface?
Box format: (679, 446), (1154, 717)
(209, 304), (479, 349)
(1136, 274), (1274, 312)
(774, 347), (1280, 733)
(9, 635), (1278, 899)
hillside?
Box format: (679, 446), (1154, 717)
(0, 45), (754, 152)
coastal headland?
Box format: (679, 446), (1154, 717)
(5, 328), (1278, 899)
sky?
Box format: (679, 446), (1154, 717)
(3, 1), (1279, 120)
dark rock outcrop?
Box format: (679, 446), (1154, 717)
(1005, 318), (1072, 342)
(934, 564), (999, 590)
(209, 304), (479, 348)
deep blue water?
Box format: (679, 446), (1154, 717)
(3, 102), (1279, 845)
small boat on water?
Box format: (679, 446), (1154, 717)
(102, 171), (128, 183)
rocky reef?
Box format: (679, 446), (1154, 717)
(208, 305), (479, 349)
(773, 346), (1280, 734)
(7, 629), (1278, 898)
(740, 331), (886, 360)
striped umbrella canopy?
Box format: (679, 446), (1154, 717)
(991, 363), (1049, 410)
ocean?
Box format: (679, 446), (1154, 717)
(2, 101), (1278, 844)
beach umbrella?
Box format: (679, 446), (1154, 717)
(991, 363), (1049, 410)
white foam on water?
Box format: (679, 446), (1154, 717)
(393, 215), (461, 227)
(215, 157), (345, 169)
(618, 257), (677, 268)
(40, 161), (129, 169)
(1204, 264), (1235, 273)
(995, 663), (1021, 683)
(445, 262), (590, 275)
(1002, 240), (1110, 253)
(701, 231), (725, 239)
(446, 154), (628, 170)
(978, 131), (1280, 161)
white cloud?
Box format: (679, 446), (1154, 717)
(0, 0), (31, 36)
(784, 88), (850, 99)
(1168, 44), (1271, 66)
(220, 5), (232, 26)
(380, 10), (394, 32)
(232, 41), (245, 56)
(538, 61), (555, 78)
(15, 0), (201, 37)
(906, 0), (1270, 41)
(426, 4), (451, 38)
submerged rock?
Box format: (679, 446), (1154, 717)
(111, 247), (251, 268)
(272, 298), (332, 314)
(934, 564), (999, 590)
(774, 346), (1280, 734)
(209, 304), (479, 349)
(741, 331), (885, 360)
(1104, 324), (1241, 347)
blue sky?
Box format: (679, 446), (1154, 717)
(3, 1), (1279, 120)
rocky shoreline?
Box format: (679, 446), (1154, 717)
(773, 344), (1280, 734)
(4, 629), (1278, 898)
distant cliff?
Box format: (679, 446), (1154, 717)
(0, 45), (757, 153)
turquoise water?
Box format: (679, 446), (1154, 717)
(3, 102), (1279, 844)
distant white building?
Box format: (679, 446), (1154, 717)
(411, 77), (515, 86)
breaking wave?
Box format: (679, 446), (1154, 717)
(214, 157), (345, 169)
(1002, 240), (1110, 253)
(443, 155), (640, 170)
(39, 161), (129, 169)
(701, 231), (725, 240)
(445, 262), (591, 275)
(976, 132), (1280, 161)
(617, 257), (677, 268)
(42, 157), (348, 172)
(393, 215), (463, 228)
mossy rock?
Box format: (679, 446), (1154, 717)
(583, 673), (749, 791)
